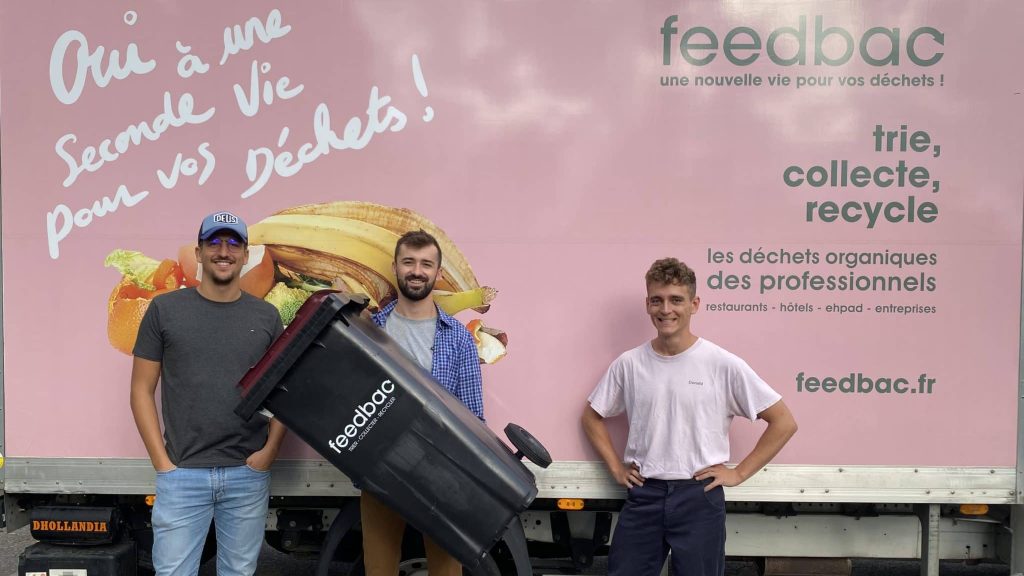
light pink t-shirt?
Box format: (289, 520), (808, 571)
(588, 338), (781, 480)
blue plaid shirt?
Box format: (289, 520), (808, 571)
(373, 301), (484, 420)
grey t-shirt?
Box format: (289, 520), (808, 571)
(133, 288), (283, 468)
(384, 311), (436, 371)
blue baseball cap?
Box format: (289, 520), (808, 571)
(198, 211), (248, 243)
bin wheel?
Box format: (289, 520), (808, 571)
(504, 423), (552, 468)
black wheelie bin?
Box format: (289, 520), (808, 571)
(235, 291), (549, 576)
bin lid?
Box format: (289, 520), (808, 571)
(235, 291), (367, 421)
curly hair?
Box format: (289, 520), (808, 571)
(645, 258), (696, 297)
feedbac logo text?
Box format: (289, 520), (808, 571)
(328, 379), (396, 453)
(660, 15), (944, 67)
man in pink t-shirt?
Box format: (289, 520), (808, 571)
(582, 258), (798, 576)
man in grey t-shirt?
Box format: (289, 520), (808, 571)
(130, 211), (284, 576)
(383, 312), (435, 370)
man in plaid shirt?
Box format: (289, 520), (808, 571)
(362, 229), (483, 576)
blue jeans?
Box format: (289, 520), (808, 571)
(609, 478), (726, 576)
(152, 465), (271, 576)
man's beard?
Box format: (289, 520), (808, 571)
(397, 273), (436, 301)
(210, 272), (236, 285)
(206, 258), (238, 285)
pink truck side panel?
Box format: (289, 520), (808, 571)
(1, 1), (1021, 466)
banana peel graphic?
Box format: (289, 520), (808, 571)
(252, 203), (496, 312)
(105, 201), (507, 364)
(274, 201), (484, 298)
(251, 201), (505, 363)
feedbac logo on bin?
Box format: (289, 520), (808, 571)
(328, 379), (397, 453)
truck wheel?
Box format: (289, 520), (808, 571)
(396, 557), (428, 576)
(347, 528), (474, 576)
(355, 557), (471, 576)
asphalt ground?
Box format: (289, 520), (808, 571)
(0, 526), (1013, 575)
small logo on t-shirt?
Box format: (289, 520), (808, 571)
(688, 380), (704, 386)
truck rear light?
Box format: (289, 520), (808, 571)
(959, 504), (989, 515)
(557, 499), (584, 511)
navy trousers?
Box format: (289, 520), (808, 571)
(608, 478), (726, 576)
